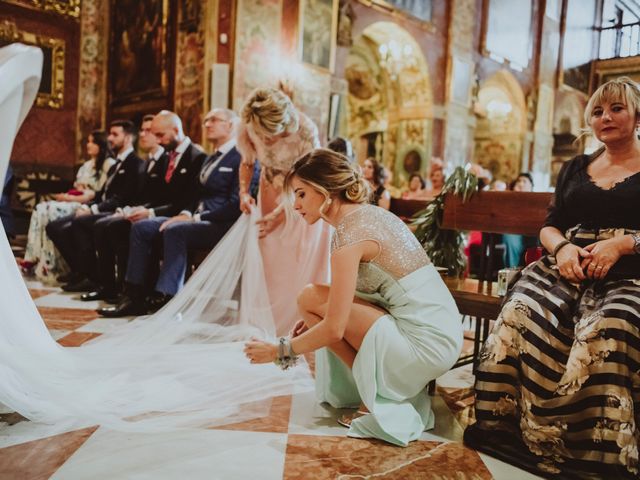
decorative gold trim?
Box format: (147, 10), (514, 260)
(3, 0), (80, 20)
(591, 56), (640, 93)
(0, 20), (65, 109)
(43, 0), (81, 19)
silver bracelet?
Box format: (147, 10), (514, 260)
(274, 337), (298, 370)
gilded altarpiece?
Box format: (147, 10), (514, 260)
(473, 126), (523, 182)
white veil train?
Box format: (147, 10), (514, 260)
(0, 44), (312, 434)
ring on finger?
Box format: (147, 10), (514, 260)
(595, 265), (603, 270)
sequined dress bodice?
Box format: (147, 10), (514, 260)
(331, 205), (430, 295)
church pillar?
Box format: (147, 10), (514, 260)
(443, 0), (476, 169)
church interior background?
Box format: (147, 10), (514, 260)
(2, 0), (640, 478)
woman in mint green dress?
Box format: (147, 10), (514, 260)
(244, 148), (463, 446)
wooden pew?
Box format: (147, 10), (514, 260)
(389, 197), (429, 223)
(440, 191), (552, 371)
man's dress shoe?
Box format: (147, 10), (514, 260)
(81, 288), (119, 303)
(145, 293), (173, 313)
(97, 296), (148, 317)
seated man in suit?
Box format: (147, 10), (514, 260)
(81, 114), (166, 303)
(47, 119), (142, 291)
(99, 110), (207, 316)
(146, 108), (259, 312)
(0, 165), (15, 239)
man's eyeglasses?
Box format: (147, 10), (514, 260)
(203, 116), (227, 125)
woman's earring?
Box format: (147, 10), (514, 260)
(327, 198), (333, 205)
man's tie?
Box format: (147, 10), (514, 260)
(164, 150), (179, 183)
(199, 150), (223, 184)
(103, 159), (122, 192)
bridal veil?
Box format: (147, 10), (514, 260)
(0, 44), (312, 433)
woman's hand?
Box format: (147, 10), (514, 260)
(291, 320), (308, 338)
(256, 209), (284, 239)
(555, 243), (591, 282)
(239, 192), (255, 214)
(243, 338), (278, 364)
(580, 238), (625, 280)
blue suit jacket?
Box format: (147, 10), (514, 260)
(196, 146), (259, 223)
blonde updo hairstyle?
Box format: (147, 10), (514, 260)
(241, 87), (299, 138)
(284, 148), (371, 217)
(584, 76), (640, 134)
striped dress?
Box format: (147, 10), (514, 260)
(465, 154), (640, 478)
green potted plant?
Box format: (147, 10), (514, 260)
(412, 166), (479, 277)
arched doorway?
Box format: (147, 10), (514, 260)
(473, 70), (527, 182)
(345, 22), (433, 187)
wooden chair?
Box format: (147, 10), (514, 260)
(440, 191), (552, 372)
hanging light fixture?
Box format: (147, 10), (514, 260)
(378, 40), (417, 80)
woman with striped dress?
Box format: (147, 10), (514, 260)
(465, 77), (640, 478)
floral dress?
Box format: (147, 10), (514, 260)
(23, 158), (115, 283)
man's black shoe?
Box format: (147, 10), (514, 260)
(80, 288), (118, 302)
(145, 292), (173, 313)
(103, 292), (124, 305)
(97, 296), (148, 317)
(62, 278), (97, 293)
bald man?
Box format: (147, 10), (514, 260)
(98, 111), (206, 316)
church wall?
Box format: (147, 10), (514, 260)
(1, 2), (81, 180)
(472, 0), (541, 99)
(232, 0), (332, 143)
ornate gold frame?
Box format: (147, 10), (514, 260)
(0, 20), (65, 109)
(299, 0), (339, 73)
(3, 0), (81, 20)
(590, 56), (640, 94)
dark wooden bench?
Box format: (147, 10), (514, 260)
(389, 197), (429, 223)
(441, 191), (552, 371)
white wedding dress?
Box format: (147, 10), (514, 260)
(0, 44), (312, 434)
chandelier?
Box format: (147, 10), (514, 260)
(378, 40), (417, 80)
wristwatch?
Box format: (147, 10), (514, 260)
(632, 232), (640, 255)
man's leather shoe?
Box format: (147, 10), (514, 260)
(97, 296), (148, 317)
(80, 288), (119, 302)
(103, 293), (124, 305)
(145, 292), (173, 313)
(62, 278), (97, 292)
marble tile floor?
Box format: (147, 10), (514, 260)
(0, 279), (542, 479)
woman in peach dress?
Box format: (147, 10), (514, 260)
(237, 88), (331, 335)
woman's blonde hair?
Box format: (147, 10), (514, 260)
(584, 76), (640, 129)
(241, 88), (299, 137)
(284, 149), (371, 208)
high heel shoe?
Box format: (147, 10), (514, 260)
(337, 410), (368, 428)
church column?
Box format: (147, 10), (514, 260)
(528, 1), (563, 189)
(443, 0), (476, 168)
(76, 0), (109, 161)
